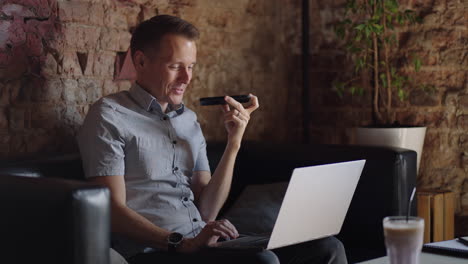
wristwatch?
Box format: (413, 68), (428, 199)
(167, 232), (184, 252)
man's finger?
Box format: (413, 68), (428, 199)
(224, 96), (245, 114)
(221, 219), (239, 237)
(245, 94), (259, 114)
(212, 229), (230, 239)
(221, 103), (230, 113)
(217, 220), (239, 238)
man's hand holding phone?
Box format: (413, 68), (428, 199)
(221, 94), (259, 148)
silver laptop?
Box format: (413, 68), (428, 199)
(211, 160), (366, 250)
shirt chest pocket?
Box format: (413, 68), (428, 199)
(136, 137), (171, 179)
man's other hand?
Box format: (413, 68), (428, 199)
(178, 219), (239, 253)
(221, 93), (259, 148)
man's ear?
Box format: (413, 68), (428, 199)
(133, 50), (145, 71)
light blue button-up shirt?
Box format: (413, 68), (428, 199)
(77, 83), (210, 258)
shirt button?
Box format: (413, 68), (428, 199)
(162, 116), (168, 121)
(183, 197), (188, 202)
(172, 140), (177, 145)
(173, 167), (179, 171)
(192, 218), (198, 222)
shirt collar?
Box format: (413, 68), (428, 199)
(129, 83), (185, 116)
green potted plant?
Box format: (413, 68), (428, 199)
(333, 0), (432, 171)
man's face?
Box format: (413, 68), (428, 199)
(136, 34), (197, 107)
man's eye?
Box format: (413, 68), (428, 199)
(169, 65), (180, 70)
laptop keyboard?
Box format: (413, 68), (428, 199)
(214, 235), (270, 249)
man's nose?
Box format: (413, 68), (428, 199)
(178, 68), (191, 84)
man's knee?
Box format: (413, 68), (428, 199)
(318, 236), (347, 264)
(247, 250), (280, 264)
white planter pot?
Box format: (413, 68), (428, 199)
(354, 127), (427, 173)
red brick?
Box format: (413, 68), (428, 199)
(30, 105), (59, 129)
(89, 3), (105, 26)
(57, 1), (73, 22)
(462, 153), (468, 170)
(457, 115), (468, 129)
(2, 3), (35, 17)
(425, 28), (458, 50)
(421, 132), (460, 169)
(0, 83), (8, 106)
(0, 108), (8, 129)
(9, 133), (26, 154)
(396, 111), (446, 128)
(25, 17), (56, 42)
(93, 52), (115, 77)
(118, 80), (132, 91)
(122, 4), (141, 29)
(118, 31), (132, 52)
(460, 95), (468, 109)
(26, 32), (43, 57)
(440, 7), (466, 26)
(169, 0), (197, 6)
(42, 53), (58, 77)
(409, 90), (440, 107)
(58, 1), (90, 24)
(103, 80), (118, 96)
(78, 78), (102, 103)
(8, 107), (25, 130)
(99, 28), (119, 51)
(104, 7), (128, 30)
(60, 51), (82, 76)
(246, 0), (267, 15)
(63, 24), (101, 50)
(24, 0), (54, 17)
(0, 131), (9, 155)
(60, 103), (84, 127)
(62, 78), (79, 102)
(207, 12), (231, 28)
(460, 134), (468, 150)
(7, 17), (27, 46)
(439, 49), (468, 68)
(32, 78), (63, 103)
(25, 129), (54, 153)
(71, 2), (92, 24)
(9, 80), (21, 104)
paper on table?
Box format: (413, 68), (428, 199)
(423, 236), (468, 258)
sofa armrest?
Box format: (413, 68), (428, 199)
(0, 175), (110, 264)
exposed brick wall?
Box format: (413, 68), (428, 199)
(0, 0), (302, 157)
(307, 0), (467, 221)
(0, 0), (61, 155)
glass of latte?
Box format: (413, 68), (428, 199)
(383, 216), (424, 264)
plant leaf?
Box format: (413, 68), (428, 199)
(398, 89), (406, 101)
(413, 57), (422, 72)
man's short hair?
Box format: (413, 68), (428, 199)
(130, 15), (199, 58)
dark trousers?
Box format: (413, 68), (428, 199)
(128, 236), (347, 264)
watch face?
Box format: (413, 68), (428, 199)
(168, 232), (183, 244)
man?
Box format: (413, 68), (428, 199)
(78, 15), (347, 264)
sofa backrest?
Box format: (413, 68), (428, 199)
(0, 153), (84, 180)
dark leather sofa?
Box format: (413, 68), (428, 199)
(0, 141), (417, 263)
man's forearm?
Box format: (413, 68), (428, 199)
(112, 202), (171, 250)
(197, 143), (240, 221)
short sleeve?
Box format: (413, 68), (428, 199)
(193, 131), (210, 172)
(77, 102), (126, 178)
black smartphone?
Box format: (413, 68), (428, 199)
(199, 95), (251, 106)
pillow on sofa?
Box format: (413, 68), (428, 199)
(222, 182), (289, 235)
